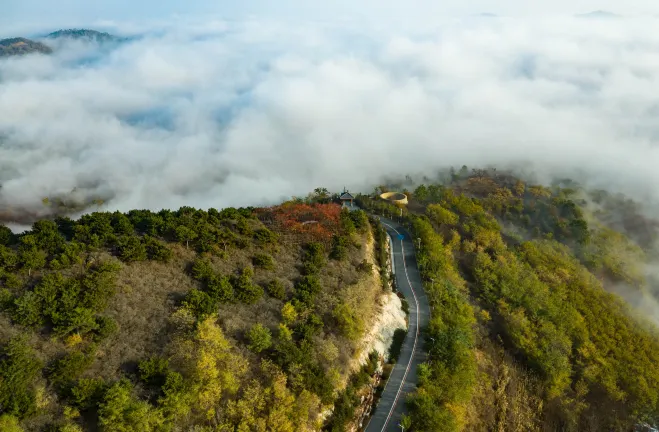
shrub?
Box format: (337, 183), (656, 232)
(52, 307), (98, 337)
(53, 241), (85, 269)
(19, 247), (47, 276)
(281, 302), (297, 324)
(339, 209), (356, 235)
(266, 279), (286, 300)
(11, 291), (44, 328)
(182, 289), (217, 318)
(0, 288), (12, 310)
(144, 236), (172, 262)
(247, 323), (272, 353)
(70, 378), (107, 410)
(48, 349), (95, 388)
(330, 235), (350, 261)
(235, 238), (249, 249)
(0, 414), (23, 432)
(138, 356), (169, 387)
(0, 226), (15, 246)
(93, 316), (119, 341)
(0, 245), (19, 270)
(297, 313), (324, 339)
(400, 296), (409, 317)
(3, 273), (22, 290)
(252, 253), (274, 270)
(303, 242), (325, 268)
(388, 328), (407, 363)
(254, 228), (277, 245)
(0, 336), (43, 418)
(324, 351), (379, 431)
(59, 423), (84, 432)
(356, 259), (373, 273)
(301, 261), (320, 275)
(232, 268), (263, 304)
(98, 379), (164, 431)
(333, 303), (364, 341)
(191, 257), (214, 281)
(206, 275), (233, 303)
(294, 275), (322, 305)
(235, 218), (252, 236)
(115, 235), (147, 262)
(65, 333), (83, 348)
(80, 262), (121, 312)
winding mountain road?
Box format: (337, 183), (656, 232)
(364, 217), (431, 432)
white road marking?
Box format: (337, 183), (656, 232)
(374, 220), (421, 432)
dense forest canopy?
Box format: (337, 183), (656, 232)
(1, 168), (659, 432)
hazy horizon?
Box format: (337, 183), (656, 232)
(3, 0), (659, 38)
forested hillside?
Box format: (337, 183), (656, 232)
(2, 168), (659, 432)
(0, 38), (52, 57)
(0, 29), (121, 59)
(359, 168), (659, 432)
(0, 195), (390, 431)
(45, 29), (119, 43)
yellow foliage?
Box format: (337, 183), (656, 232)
(447, 229), (461, 251)
(446, 401), (467, 428)
(528, 185), (551, 198)
(59, 424), (83, 432)
(63, 405), (80, 419)
(34, 384), (52, 410)
(226, 380), (267, 431)
(0, 414), (24, 432)
(278, 323), (293, 342)
(281, 302), (297, 324)
(65, 333), (83, 348)
(175, 316), (247, 421)
(427, 204), (459, 226)
(327, 367), (342, 390)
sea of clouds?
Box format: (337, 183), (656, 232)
(2, 14), (659, 224)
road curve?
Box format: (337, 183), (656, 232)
(365, 217), (431, 432)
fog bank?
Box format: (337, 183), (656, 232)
(2, 15), (659, 223)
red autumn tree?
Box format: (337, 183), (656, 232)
(256, 203), (342, 247)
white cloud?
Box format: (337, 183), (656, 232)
(2, 16), (659, 223)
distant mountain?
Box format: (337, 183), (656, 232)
(576, 10), (620, 18)
(0, 37), (52, 57)
(45, 29), (121, 43)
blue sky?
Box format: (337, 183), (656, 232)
(3, 0), (658, 36)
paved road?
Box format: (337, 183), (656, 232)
(364, 217), (431, 432)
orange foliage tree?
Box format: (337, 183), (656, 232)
(256, 203), (342, 247)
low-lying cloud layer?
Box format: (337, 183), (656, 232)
(2, 15), (659, 224)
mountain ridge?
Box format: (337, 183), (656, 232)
(0, 37), (52, 57)
(45, 28), (122, 43)
(0, 28), (122, 58)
